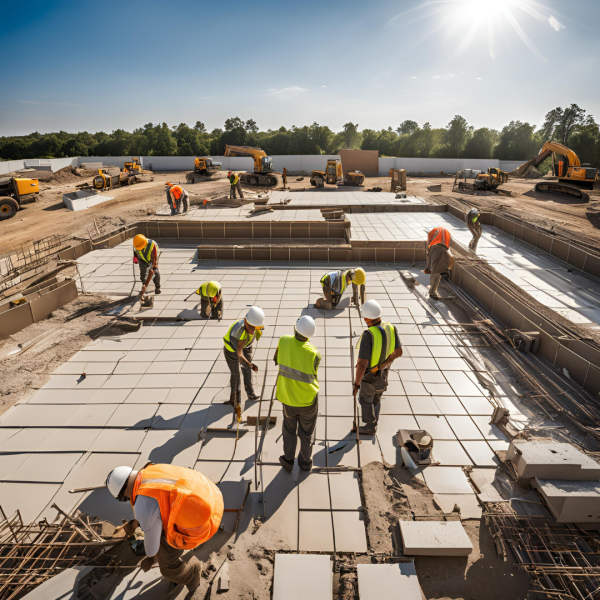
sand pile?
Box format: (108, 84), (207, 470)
(509, 165), (542, 178)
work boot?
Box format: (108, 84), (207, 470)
(359, 425), (377, 436)
(247, 393), (260, 401)
(423, 268), (431, 274)
(299, 460), (312, 472)
(279, 456), (294, 472)
(155, 287), (161, 295)
(185, 557), (203, 594)
(429, 293), (441, 300)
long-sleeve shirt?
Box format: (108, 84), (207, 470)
(133, 495), (162, 557)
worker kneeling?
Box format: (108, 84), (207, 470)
(315, 267), (366, 310)
(223, 306), (264, 410)
(423, 226), (453, 300)
(275, 315), (321, 472)
(467, 208), (482, 253)
(106, 463), (223, 594)
(354, 300), (403, 435)
(166, 182), (189, 216)
(195, 281), (223, 319)
(133, 234), (161, 295)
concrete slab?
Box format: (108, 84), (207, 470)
(399, 520), (473, 556)
(329, 471), (362, 510)
(533, 478), (600, 523)
(422, 467), (473, 494)
(433, 441), (473, 466)
(299, 511), (334, 552)
(433, 494), (483, 520)
(357, 563), (422, 600)
(332, 511), (368, 552)
(9, 452), (84, 483)
(0, 482), (61, 523)
(273, 554), (332, 600)
(21, 566), (93, 600)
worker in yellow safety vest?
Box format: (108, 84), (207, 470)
(353, 300), (403, 435)
(223, 306), (264, 412)
(165, 182), (189, 215)
(195, 281), (223, 319)
(228, 171), (244, 200)
(315, 267), (366, 309)
(133, 234), (160, 295)
(273, 315), (321, 472)
(106, 462), (223, 593)
(467, 208), (482, 252)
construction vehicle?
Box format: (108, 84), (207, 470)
(473, 167), (509, 191)
(186, 157), (222, 184)
(0, 177), (40, 221)
(224, 145), (278, 187)
(515, 141), (599, 202)
(92, 158), (152, 191)
(309, 159), (365, 187)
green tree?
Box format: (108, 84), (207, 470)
(541, 104), (586, 146)
(341, 122), (362, 149)
(442, 115), (472, 157)
(569, 116), (600, 167)
(151, 123), (178, 156)
(463, 128), (499, 159)
(494, 121), (539, 160)
(396, 120), (418, 135)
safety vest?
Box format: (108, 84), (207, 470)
(198, 281), (221, 301)
(223, 319), (255, 353)
(427, 227), (451, 249)
(467, 210), (479, 223)
(134, 239), (158, 264)
(357, 321), (397, 369)
(229, 174), (239, 186)
(131, 463), (223, 551)
(276, 335), (321, 407)
(321, 270), (351, 296)
(170, 186), (183, 200)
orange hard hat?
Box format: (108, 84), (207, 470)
(166, 181), (172, 187)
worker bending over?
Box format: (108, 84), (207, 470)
(106, 463), (223, 594)
(223, 306), (264, 411)
(353, 300), (403, 435)
(467, 208), (482, 252)
(133, 235), (161, 295)
(423, 226), (453, 300)
(228, 171), (244, 200)
(195, 281), (223, 319)
(274, 316), (321, 472)
(165, 182), (189, 215)
(315, 267), (366, 310)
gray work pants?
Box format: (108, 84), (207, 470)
(139, 263), (161, 290)
(359, 370), (389, 427)
(468, 220), (482, 252)
(281, 399), (318, 469)
(200, 296), (223, 319)
(427, 244), (450, 296)
(224, 347), (254, 402)
(230, 181), (244, 199)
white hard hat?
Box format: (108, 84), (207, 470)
(245, 306), (265, 327)
(295, 315), (316, 339)
(106, 466), (133, 499)
(362, 299), (382, 320)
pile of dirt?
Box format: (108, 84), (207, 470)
(509, 165), (542, 178)
(47, 166), (96, 185)
(586, 201), (600, 229)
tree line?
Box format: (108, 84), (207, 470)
(1, 104), (599, 167)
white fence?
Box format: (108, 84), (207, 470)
(378, 157), (523, 176)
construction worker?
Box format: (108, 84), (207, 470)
(228, 171), (244, 200)
(282, 167), (287, 188)
(423, 226), (452, 300)
(273, 315), (321, 472)
(315, 267), (366, 309)
(165, 182), (189, 215)
(133, 234), (160, 295)
(467, 208), (482, 252)
(106, 463), (223, 594)
(353, 300), (403, 435)
(223, 306), (264, 410)
(195, 281), (223, 319)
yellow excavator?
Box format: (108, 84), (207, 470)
(474, 167), (509, 191)
(92, 158), (152, 190)
(0, 177), (40, 220)
(186, 157), (222, 183)
(515, 142), (599, 202)
(224, 145), (278, 187)
(309, 159), (365, 187)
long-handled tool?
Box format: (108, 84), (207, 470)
(139, 267), (155, 310)
(69, 484), (105, 493)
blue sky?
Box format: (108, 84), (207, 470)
(1, 0), (598, 136)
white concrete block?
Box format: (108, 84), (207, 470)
(357, 563), (422, 599)
(399, 520), (473, 556)
(273, 554), (332, 600)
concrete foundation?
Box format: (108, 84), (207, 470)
(62, 190), (115, 211)
(533, 478), (600, 523)
(507, 441), (600, 485)
(399, 520), (473, 556)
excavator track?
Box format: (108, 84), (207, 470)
(534, 181), (589, 203)
(240, 173), (281, 188)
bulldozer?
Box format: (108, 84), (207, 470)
(92, 158), (152, 191)
(0, 177), (40, 220)
(309, 159), (365, 187)
(186, 157), (222, 183)
(473, 167), (509, 191)
(224, 145), (278, 187)
(515, 141), (599, 202)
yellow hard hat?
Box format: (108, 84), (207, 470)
(352, 267), (366, 286)
(207, 281), (221, 298)
(133, 234), (148, 250)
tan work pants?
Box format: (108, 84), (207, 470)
(157, 532), (200, 588)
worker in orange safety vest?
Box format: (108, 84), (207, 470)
(423, 227), (454, 299)
(106, 463), (223, 593)
(166, 182), (189, 215)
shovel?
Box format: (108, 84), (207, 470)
(139, 267), (156, 310)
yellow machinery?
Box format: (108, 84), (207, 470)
(224, 145), (278, 187)
(310, 159), (365, 187)
(0, 177), (40, 220)
(186, 157), (222, 184)
(516, 141), (599, 202)
(474, 167), (509, 191)
(92, 158), (151, 190)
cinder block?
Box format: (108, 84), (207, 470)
(533, 478), (600, 523)
(399, 520), (472, 556)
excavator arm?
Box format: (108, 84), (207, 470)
(515, 141), (581, 177)
(224, 145), (268, 172)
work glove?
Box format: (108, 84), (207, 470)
(250, 363), (259, 372)
(114, 519), (139, 538)
(353, 383), (360, 395)
(140, 556), (156, 572)
(133, 256), (138, 264)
